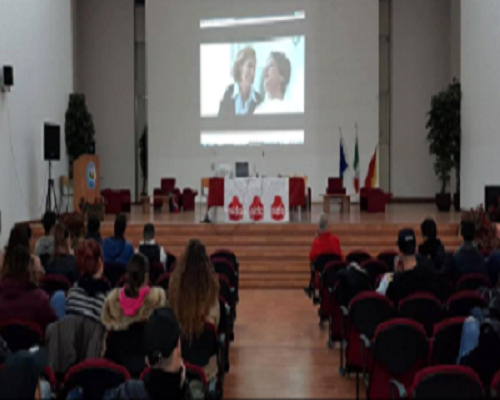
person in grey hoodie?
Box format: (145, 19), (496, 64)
(35, 211), (57, 257)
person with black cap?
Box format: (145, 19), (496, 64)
(107, 307), (192, 400)
(0, 349), (51, 400)
(380, 228), (436, 307)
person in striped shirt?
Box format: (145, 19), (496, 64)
(65, 240), (110, 323)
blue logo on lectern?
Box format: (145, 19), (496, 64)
(86, 162), (96, 189)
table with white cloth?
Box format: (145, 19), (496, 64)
(224, 177), (289, 223)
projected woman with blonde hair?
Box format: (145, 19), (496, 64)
(218, 46), (263, 117)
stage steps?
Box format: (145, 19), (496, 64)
(31, 221), (461, 289)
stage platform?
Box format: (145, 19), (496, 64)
(32, 204), (462, 289)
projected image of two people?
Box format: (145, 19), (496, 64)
(201, 36), (305, 117)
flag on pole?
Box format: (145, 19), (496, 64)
(340, 129), (349, 179)
(353, 129), (360, 193)
(365, 145), (378, 189)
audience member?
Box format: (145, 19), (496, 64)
(102, 214), (134, 265)
(85, 214), (102, 244)
(107, 308), (192, 400)
(418, 218), (446, 269)
(0, 245), (57, 332)
(448, 220), (487, 280)
(169, 239), (220, 383)
(0, 349), (52, 400)
(138, 223), (167, 269)
(65, 240), (109, 322)
(0, 225), (44, 281)
(35, 211), (57, 257)
(102, 254), (167, 377)
(309, 214), (343, 262)
(45, 222), (78, 284)
(378, 228), (436, 307)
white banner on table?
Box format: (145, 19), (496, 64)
(224, 178), (289, 223)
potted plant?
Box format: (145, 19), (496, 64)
(461, 205), (499, 252)
(65, 94), (96, 178)
(448, 79), (462, 211)
(426, 81), (457, 212)
(78, 196), (105, 221)
(139, 126), (148, 196)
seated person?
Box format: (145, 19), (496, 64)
(448, 220), (487, 280)
(169, 240), (219, 383)
(309, 214), (343, 262)
(85, 214), (102, 244)
(65, 240), (109, 322)
(0, 225), (45, 281)
(378, 228), (436, 307)
(45, 222), (78, 284)
(35, 211), (57, 257)
(418, 218), (446, 269)
(138, 223), (167, 269)
(102, 214), (134, 265)
(0, 245), (57, 333)
(0, 349), (52, 400)
(102, 254), (167, 377)
(107, 308), (191, 400)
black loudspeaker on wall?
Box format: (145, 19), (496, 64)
(44, 123), (61, 161)
(2, 66), (13, 87)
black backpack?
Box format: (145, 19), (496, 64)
(334, 264), (372, 308)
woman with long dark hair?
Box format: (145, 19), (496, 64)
(45, 222), (78, 284)
(169, 239), (220, 382)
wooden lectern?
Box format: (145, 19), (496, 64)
(73, 155), (100, 210)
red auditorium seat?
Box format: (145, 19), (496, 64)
(346, 250), (372, 265)
(360, 259), (388, 288)
(319, 261), (348, 328)
(430, 317), (466, 366)
(0, 319), (43, 352)
(446, 291), (488, 318)
(39, 274), (72, 297)
(368, 319), (428, 400)
(398, 292), (443, 337)
(456, 273), (491, 292)
(309, 253), (343, 303)
(377, 250), (398, 272)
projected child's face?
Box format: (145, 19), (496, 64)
(264, 59), (283, 96)
(241, 58), (256, 86)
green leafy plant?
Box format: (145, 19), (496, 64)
(139, 126), (148, 195)
(65, 94), (95, 177)
(461, 205), (499, 251)
(426, 80), (461, 194)
(78, 196), (105, 221)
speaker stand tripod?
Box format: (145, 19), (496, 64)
(45, 161), (59, 214)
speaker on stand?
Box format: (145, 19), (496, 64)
(44, 123), (61, 214)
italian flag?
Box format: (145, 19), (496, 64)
(353, 134), (360, 193)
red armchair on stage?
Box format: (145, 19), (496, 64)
(183, 188), (198, 212)
(360, 188), (392, 213)
(289, 177), (306, 219)
(101, 189), (130, 215)
(327, 178), (346, 195)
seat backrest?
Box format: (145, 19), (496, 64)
(446, 291), (488, 318)
(39, 253), (51, 269)
(360, 259), (389, 287)
(211, 258), (236, 287)
(161, 178), (176, 194)
(398, 292), (443, 336)
(65, 359), (130, 398)
(435, 273), (455, 303)
(431, 317), (466, 365)
(289, 177), (305, 206)
(138, 244), (161, 265)
(0, 319), (43, 352)
(104, 263), (127, 288)
(166, 252), (177, 272)
(313, 253), (343, 272)
(328, 178), (344, 190)
(346, 250), (372, 265)
(412, 365), (484, 399)
(322, 261), (348, 289)
(370, 319), (428, 399)
(349, 292), (395, 339)
(211, 250), (239, 271)
(377, 251), (398, 272)
(105, 322), (147, 378)
(155, 272), (171, 293)
(457, 273), (491, 292)
(218, 274), (232, 306)
(40, 274), (72, 296)
(181, 322), (218, 368)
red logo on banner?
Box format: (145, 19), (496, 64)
(249, 196), (264, 222)
(271, 196), (285, 221)
(228, 196), (243, 221)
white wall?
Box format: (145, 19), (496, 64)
(461, 0), (500, 208)
(0, 0), (73, 244)
(391, 0), (452, 198)
(450, 0), (461, 80)
(74, 0), (135, 194)
(147, 0), (379, 201)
